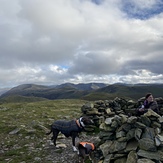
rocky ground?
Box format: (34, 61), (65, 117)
(43, 133), (101, 163)
(0, 127), (101, 163)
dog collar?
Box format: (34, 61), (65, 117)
(76, 120), (82, 128)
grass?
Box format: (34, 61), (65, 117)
(0, 99), (88, 163)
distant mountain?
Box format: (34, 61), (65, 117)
(95, 83), (163, 100)
(55, 82), (108, 90)
(0, 83), (163, 102)
(0, 83), (108, 101)
(0, 88), (10, 96)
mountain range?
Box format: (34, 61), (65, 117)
(0, 83), (163, 102)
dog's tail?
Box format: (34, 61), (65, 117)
(46, 125), (52, 135)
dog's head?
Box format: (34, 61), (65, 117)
(79, 116), (94, 127)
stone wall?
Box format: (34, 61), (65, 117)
(81, 97), (163, 163)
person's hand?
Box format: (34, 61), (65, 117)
(139, 105), (145, 112)
(139, 108), (144, 112)
(141, 105), (144, 109)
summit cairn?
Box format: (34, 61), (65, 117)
(81, 97), (163, 162)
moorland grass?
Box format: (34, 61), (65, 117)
(0, 99), (88, 163)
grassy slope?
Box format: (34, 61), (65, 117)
(0, 99), (87, 163)
(93, 84), (163, 100)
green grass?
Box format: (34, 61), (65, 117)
(82, 92), (114, 101)
(0, 99), (88, 163)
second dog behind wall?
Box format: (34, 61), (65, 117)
(77, 141), (95, 163)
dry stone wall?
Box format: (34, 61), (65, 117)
(81, 97), (163, 163)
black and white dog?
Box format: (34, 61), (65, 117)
(46, 116), (93, 151)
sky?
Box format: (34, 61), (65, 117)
(0, 0), (163, 88)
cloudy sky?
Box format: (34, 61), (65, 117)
(1, 0), (163, 88)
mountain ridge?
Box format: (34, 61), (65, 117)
(1, 83), (163, 101)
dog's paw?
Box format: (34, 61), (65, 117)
(72, 146), (78, 152)
(48, 140), (54, 146)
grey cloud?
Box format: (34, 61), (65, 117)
(121, 59), (163, 75)
(68, 51), (121, 75)
(0, 0), (163, 88)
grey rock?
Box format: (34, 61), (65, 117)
(134, 122), (146, 129)
(126, 151), (137, 163)
(139, 138), (157, 152)
(114, 157), (127, 163)
(155, 134), (163, 146)
(105, 117), (114, 125)
(137, 149), (163, 161)
(9, 128), (21, 135)
(134, 128), (142, 140)
(144, 109), (161, 118)
(125, 139), (138, 152)
(103, 154), (113, 163)
(116, 130), (126, 139)
(127, 116), (137, 124)
(158, 116), (163, 123)
(109, 141), (127, 153)
(99, 141), (113, 157)
(126, 128), (135, 140)
(137, 158), (155, 163)
(118, 123), (131, 132)
(142, 127), (155, 139)
(140, 115), (151, 126)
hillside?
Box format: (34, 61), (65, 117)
(95, 83), (163, 100)
(0, 87), (10, 96)
(0, 83), (163, 102)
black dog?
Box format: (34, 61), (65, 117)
(77, 142), (95, 163)
(46, 117), (93, 151)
